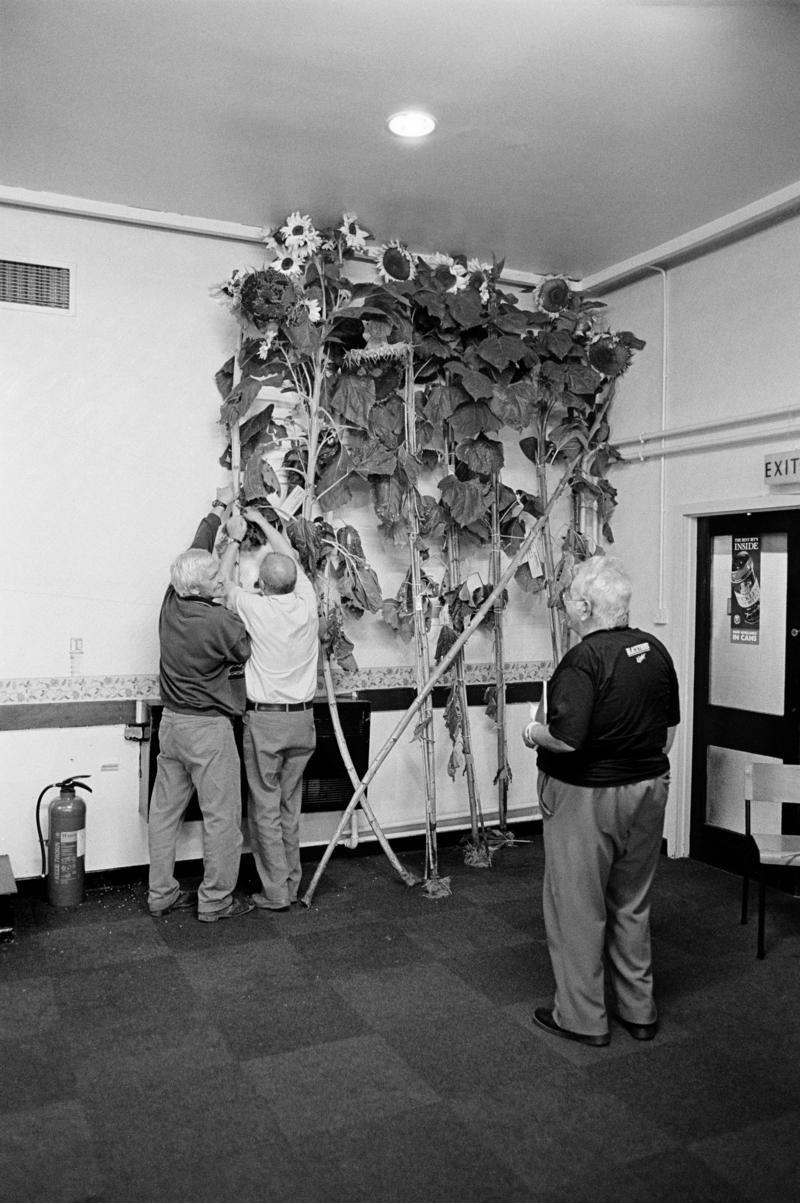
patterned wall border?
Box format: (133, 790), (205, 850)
(0, 661), (552, 706)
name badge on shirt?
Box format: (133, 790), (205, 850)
(626, 641), (650, 663)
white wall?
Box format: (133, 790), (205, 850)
(1, 206), (253, 677)
(596, 211), (800, 852)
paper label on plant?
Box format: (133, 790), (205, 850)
(465, 571), (483, 595)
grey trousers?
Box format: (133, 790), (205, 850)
(243, 709), (316, 905)
(147, 710), (243, 915)
(539, 770), (670, 1036)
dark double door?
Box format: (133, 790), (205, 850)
(691, 509), (800, 884)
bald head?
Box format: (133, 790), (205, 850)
(259, 552), (297, 595)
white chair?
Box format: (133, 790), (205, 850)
(741, 762), (800, 959)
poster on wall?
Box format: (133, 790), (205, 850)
(730, 535), (761, 644)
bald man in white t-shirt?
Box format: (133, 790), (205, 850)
(223, 507), (320, 910)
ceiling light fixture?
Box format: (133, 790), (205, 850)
(387, 110), (436, 138)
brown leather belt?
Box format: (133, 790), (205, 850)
(246, 701), (314, 712)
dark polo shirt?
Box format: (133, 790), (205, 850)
(158, 512), (250, 718)
(537, 626), (680, 787)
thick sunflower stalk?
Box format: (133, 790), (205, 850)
(403, 351), (450, 897)
(489, 471), (513, 840)
(442, 435), (490, 869)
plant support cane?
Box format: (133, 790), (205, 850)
(489, 470), (514, 844)
(405, 351), (449, 898)
(443, 437), (489, 869)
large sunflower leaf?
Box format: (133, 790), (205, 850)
(447, 362), (495, 401)
(350, 438), (397, 477)
(286, 517), (325, 576)
(351, 565), (383, 614)
(448, 400), (503, 440)
(519, 435), (540, 464)
(545, 329), (576, 360)
(566, 364), (602, 395)
(215, 357), (234, 400)
(332, 374), (375, 429)
(456, 434), (505, 475)
(446, 289), (483, 328)
(539, 360), (568, 387)
(548, 421), (591, 460)
(435, 624), (459, 665)
(316, 446), (353, 511)
(476, 334), (527, 370)
(424, 384), (461, 424)
(239, 407), (276, 461)
(494, 309), (528, 334)
(336, 525), (366, 563)
(396, 446), (420, 490)
(219, 375), (263, 426)
(491, 378), (540, 431)
(416, 493), (447, 538)
(439, 475), (492, 527)
(241, 450), (282, 502)
(368, 398), (405, 449)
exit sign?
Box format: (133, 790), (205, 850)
(764, 451), (800, 486)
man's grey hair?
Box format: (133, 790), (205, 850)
(259, 552), (297, 595)
(571, 555), (631, 629)
(170, 548), (215, 596)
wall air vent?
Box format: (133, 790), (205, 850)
(0, 258), (72, 312)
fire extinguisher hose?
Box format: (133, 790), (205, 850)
(35, 783), (57, 878)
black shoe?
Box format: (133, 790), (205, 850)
(148, 889), (197, 917)
(615, 1014), (659, 1041)
(533, 1007), (610, 1048)
(197, 893), (255, 923)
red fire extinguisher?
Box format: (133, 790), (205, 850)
(35, 775), (92, 908)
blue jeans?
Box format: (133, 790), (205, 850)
(147, 710), (243, 915)
(243, 709), (316, 905)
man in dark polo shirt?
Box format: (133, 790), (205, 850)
(523, 556), (680, 1047)
(147, 490), (254, 922)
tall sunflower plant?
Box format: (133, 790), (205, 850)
(212, 212), (645, 895)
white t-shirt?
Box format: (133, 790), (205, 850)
(229, 569), (320, 704)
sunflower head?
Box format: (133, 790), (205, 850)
(588, 335), (633, 378)
(339, 212), (371, 252)
(535, 276), (572, 316)
(271, 252), (304, 280)
(376, 241), (416, 283)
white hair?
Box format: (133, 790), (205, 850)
(571, 556), (631, 628)
(170, 548), (215, 596)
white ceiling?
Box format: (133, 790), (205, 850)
(3, 0), (800, 279)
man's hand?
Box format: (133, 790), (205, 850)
(241, 507), (297, 560)
(216, 484), (235, 507)
(241, 506), (272, 532)
(225, 513), (247, 542)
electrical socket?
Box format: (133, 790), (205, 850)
(654, 608), (668, 625)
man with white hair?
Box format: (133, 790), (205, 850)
(147, 490), (254, 922)
(523, 555), (680, 1047)
(223, 507), (319, 911)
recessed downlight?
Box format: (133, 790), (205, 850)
(387, 110), (436, 138)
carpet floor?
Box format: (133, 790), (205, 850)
(1, 830), (798, 1202)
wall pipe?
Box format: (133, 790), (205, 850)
(644, 265), (669, 621)
(619, 423), (800, 464)
(617, 403), (800, 455)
